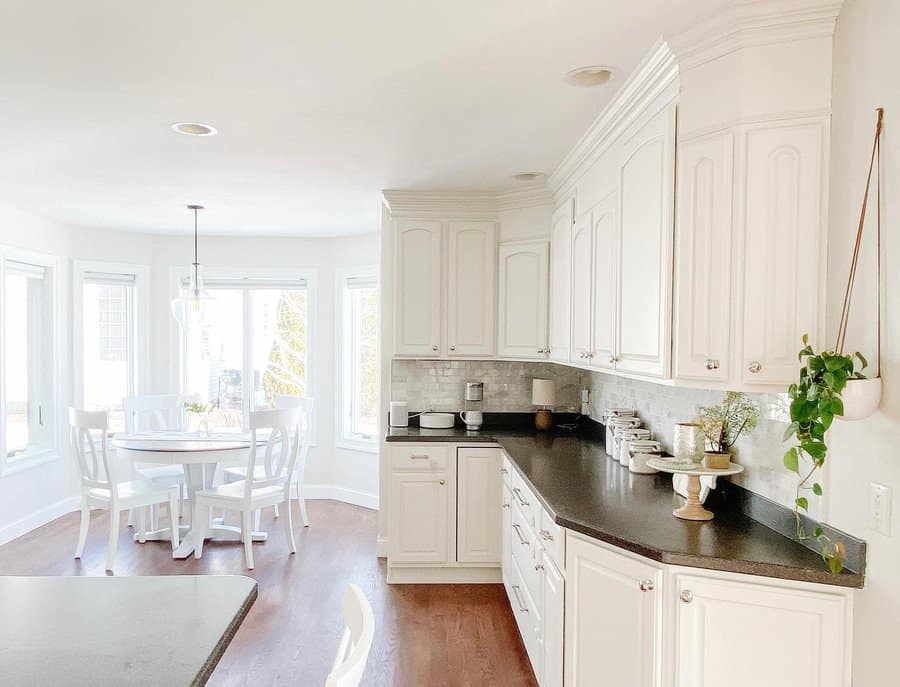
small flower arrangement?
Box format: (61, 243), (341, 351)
(698, 391), (760, 468)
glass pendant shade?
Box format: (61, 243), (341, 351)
(171, 204), (214, 330)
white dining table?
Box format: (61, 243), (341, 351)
(112, 432), (268, 559)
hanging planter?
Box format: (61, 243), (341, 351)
(833, 107), (884, 422)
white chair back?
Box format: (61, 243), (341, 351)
(275, 395), (312, 477)
(123, 394), (183, 433)
(326, 584), (375, 687)
(246, 408), (301, 492)
(69, 408), (113, 490)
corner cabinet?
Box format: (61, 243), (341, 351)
(497, 240), (550, 358)
(393, 219), (443, 356)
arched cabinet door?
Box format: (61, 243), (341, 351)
(447, 221), (496, 357)
(393, 219), (443, 356)
(497, 240), (549, 358)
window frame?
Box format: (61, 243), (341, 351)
(0, 246), (60, 476)
(73, 261), (149, 422)
(174, 267), (317, 444)
(335, 266), (379, 453)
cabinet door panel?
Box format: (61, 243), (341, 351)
(673, 133), (734, 382)
(565, 534), (662, 687)
(590, 194), (618, 370)
(457, 448), (502, 564)
(447, 221), (496, 356)
(617, 106), (676, 377)
(389, 472), (450, 564)
(549, 200), (573, 362)
(498, 241), (550, 358)
(741, 122), (824, 384)
(393, 220), (443, 356)
(542, 554), (565, 687)
(502, 483), (512, 590)
(674, 574), (850, 687)
(570, 216), (593, 362)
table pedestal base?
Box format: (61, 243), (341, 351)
(135, 519), (269, 558)
(673, 474), (715, 521)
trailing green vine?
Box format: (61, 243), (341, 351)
(783, 334), (867, 574)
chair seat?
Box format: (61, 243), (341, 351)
(222, 465), (263, 481)
(196, 480), (285, 503)
(88, 479), (176, 505)
(136, 464), (185, 484)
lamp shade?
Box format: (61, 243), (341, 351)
(532, 378), (556, 408)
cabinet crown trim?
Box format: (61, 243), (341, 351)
(382, 185), (554, 218)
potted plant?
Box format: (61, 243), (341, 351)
(783, 334), (868, 573)
(698, 392), (760, 469)
(183, 397), (218, 436)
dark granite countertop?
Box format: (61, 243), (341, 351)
(386, 424), (865, 588)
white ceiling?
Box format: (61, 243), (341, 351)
(0, 1), (726, 236)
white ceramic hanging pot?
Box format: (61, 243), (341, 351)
(839, 377), (882, 421)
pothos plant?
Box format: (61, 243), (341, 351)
(783, 334), (867, 574)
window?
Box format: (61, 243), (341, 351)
(338, 269), (378, 447)
(2, 257), (55, 463)
(181, 274), (312, 434)
(78, 269), (139, 434)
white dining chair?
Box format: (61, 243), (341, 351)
(70, 408), (181, 571)
(222, 395), (312, 529)
(326, 584), (375, 687)
(194, 407), (302, 569)
(123, 394), (186, 529)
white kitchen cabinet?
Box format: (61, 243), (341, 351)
(542, 551), (565, 687)
(565, 533), (662, 687)
(673, 132), (734, 383)
(447, 221), (496, 357)
(589, 191), (618, 371)
(456, 447), (502, 564)
(740, 120), (825, 385)
(570, 213), (593, 363)
(548, 199), (573, 362)
(502, 483), (512, 589)
(498, 240), (549, 358)
(393, 219), (443, 356)
(389, 471), (450, 565)
(671, 572), (851, 687)
(615, 105), (676, 378)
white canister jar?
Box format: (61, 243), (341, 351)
(603, 409), (635, 449)
(616, 428), (651, 466)
(607, 417), (642, 459)
(628, 440), (662, 474)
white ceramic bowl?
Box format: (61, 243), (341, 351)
(419, 412), (456, 429)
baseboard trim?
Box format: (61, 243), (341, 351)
(376, 536), (389, 558)
(387, 565), (502, 584)
(303, 484), (379, 510)
(0, 495), (81, 546)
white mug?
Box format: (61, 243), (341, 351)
(460, 410), (483, 430)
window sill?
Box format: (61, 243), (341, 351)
(335, 439), (379, 455)
(3, 449), (60, 477)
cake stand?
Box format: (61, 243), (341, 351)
(646, 459), (745, 521)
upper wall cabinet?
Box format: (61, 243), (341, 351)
(673, 132), (734, 383)
(392, 219), (497, 358)
(570, 213), (593, 362)
(615, 105), (676, 378)
(393, 219), (443, 356)
(447, 221), (497, 356)
(589, 192), (617, 371)
(498, 240), (549, 359)
(548, 199), (573, 362)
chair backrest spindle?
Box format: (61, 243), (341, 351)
(69, 408), (113, 490)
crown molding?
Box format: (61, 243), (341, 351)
(382, 184), (553, 219)
(548, 39), (680, 198)
(669, 0), (843, 71)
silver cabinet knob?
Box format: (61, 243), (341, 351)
(539, 529), (553, 541)
(748, 361), (762, 374)
(438, 479), (446, 486)
(680, 590), (694, 603)
(639, 579), (655, 592)
(705, 359), (720, 370)
(449, 345), (456, 351)
(534, 561), (544, 572)
(500, 468), (508, 474)
(432, 345), (439, 352)
(502, 502), (510, 509)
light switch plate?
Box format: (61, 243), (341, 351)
(870, 482), (892, 535)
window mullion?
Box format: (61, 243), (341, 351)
(242, 289), (253, 429)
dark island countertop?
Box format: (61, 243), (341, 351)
(386, 425), (865, 589)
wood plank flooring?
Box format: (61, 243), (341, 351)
(0, 500), (538, 686)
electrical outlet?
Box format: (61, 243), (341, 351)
(870, 483), (892, 536)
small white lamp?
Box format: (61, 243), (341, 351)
(532, 378), (556, 431)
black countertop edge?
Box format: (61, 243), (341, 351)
(194, 577), (258, 686)
(386, 420), (865, 589)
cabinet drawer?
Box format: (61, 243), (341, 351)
(510, 469), (539, 527)
(510, 554), (543, 682)
(539, 508), (566, 572)
(511, 502), (542, 608)
(391, 445), (450, 471)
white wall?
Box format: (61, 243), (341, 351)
(825, 2), (899, 684)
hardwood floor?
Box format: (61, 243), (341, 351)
(0, 500), (538, 686)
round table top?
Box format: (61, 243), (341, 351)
(646, 458), (744, 477)
(112, 432), (264, 464)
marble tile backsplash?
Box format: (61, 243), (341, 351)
(389, 359), (800, 513)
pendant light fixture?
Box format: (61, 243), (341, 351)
(171, 204), (213, 329)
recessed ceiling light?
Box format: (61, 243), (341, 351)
(564, 66), (615, 88)
(171, 121), (218, 137)
(512, 172), (544, 182)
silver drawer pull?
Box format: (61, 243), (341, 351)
(511, 584), (529, 613)
(512, 487), (530, 507)
(500, 468), (508, 474)
(539, 529), (554, 541)
(534, 560), (544, 572)
(410, 454), (430, 460)
(512, 522), (529, 546)
(639, 579), (655, 592)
